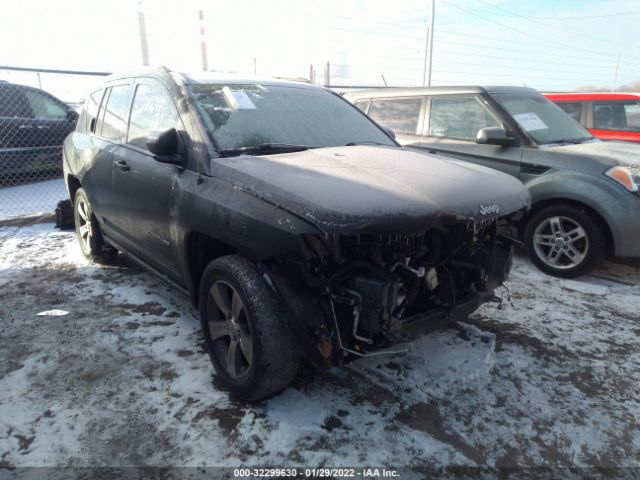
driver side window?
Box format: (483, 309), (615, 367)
(127, 83), (179, 151)
(427, 96), (499, 140)
(23, 90), (68, 120)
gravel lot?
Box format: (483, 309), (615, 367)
(1, 222), (640, 474)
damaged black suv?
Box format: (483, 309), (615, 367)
(63, 68), (529, 400)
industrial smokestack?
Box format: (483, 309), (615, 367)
(198, 10), (208, 71)
(137, 1), (150, 66)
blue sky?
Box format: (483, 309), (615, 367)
(1, 0), (639, 100)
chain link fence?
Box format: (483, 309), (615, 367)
(0, 67), (107, 222)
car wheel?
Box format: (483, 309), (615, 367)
(199, 255), (300, 401)
(73, 188), (118, 264)
(524, 205), (606, 278)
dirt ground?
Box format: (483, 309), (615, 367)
(1, 222), (640, 475)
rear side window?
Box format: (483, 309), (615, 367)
(127, 83), (179, 150)
(556, 102), (583, 123)
(23, 90), (67, 120)
(82, 89), (104, 133)
(353, 99), (369, 112)
(0, 86), (33, 118)
(367, 97), (422, 134)
(593, 101), (640, 132)
(100, 84), (132, 141)
(428, 96), (498, 140)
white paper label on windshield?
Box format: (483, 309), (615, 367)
(231, 91), (256, 109)
(513, 112), (548, 131)
(222, 87), (257, 110)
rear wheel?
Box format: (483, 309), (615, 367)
(199, 255), (299, 401)
(524, 205), (605, 278)
(74, 188), (117, 264)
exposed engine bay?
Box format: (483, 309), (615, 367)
(278, 219), (515, 365)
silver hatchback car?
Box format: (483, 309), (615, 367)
(345, 86), (640, 278)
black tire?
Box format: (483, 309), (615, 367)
(523, 204), (606, 278)
(73, 188), (118, 264)
(199, 255), (300, 401)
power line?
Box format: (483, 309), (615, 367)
(469, 10), (640, 21)
(438, 0), (619, 59)
(471, 0), (639, 53)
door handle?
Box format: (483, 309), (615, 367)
(114, 160), (130, 171)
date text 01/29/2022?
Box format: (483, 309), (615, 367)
(233, 467), (400, 478)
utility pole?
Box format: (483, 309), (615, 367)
(309, 64), (315, 83)
(253, 57), (257, 76)
(427, 0), (435, 87)
(198, 10), (208, 71)
(422, 27), (429, 86)
(612, 53), (621, 92)
(137, 1), (150, 66)
(324, 61), (331, 86)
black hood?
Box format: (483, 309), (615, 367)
(213, 146), (530, 234)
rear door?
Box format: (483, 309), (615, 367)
(366, 96), (425, 145)
(107, 78), (184, 278)
(589, 100), (640, 142)
(412, 94), (522, 178)
(83, 82), (134, 235)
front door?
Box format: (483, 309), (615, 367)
(108, 79), (184, 278)
(409, 94), (523, 179)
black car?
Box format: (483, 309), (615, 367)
(0, 81), (78, 181)
(63, 67), (529, 400)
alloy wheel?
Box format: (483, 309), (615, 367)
(76, 197), (93, 252)
(206, 280), (253, 380)
(532, 215), (589, 270)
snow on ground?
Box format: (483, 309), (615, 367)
(1, 223), (640, 473)
(0, 178), (67, 221)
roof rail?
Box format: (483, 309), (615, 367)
(273, 76), (311, 83)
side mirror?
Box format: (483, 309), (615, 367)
(146, 128), (183, 165)
(476, 127), (516, 147)
(382, 126), (396, 140)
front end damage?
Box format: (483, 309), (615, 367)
(264, 217), (515, 368)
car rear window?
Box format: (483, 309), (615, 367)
(99, 84), (132, 141)
(593, 101), (640, 132)
(80, 89), (104, 133)
(367, 97), (422, 134)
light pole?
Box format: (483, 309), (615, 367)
(422, 27), (429, 86)
(137, 1), (150, 66)
(612, 53), (621, 92)
(427, 0), (435, 87)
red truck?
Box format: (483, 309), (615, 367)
(545, 92), (640, 143)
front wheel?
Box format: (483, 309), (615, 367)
(199, 255), (300, 401)
(523, 205), (606, 278)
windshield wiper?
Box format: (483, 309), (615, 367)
(217, 143), (314, 157)
(546, 137), (594, 145)
(345, 140), (390, 146)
